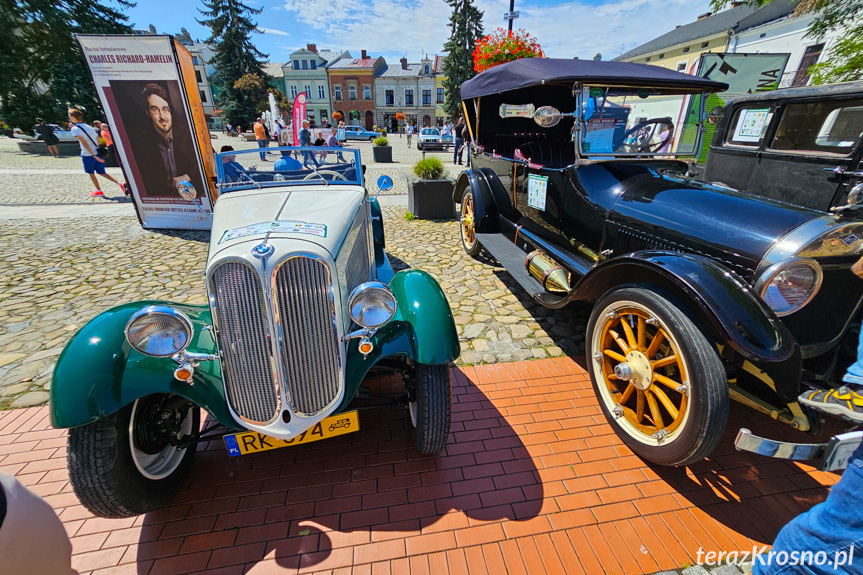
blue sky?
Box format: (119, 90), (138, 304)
(126, 0), (713, 64)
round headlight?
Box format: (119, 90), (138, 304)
(349, 282), (397, 328)
(125, 306), (194, 357)
(756, 258), (823, 317)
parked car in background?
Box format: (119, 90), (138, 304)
(703, 81), (863, 213)
(342, 125), (381, 141)
(454, 58), (863, 470)
(50, 146), (459, 518)
(418, 127), (450, 150)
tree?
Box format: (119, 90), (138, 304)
(710, 0), (863, 84)
(441, 0), (484, 119)
(0, 0), (133, 129)
(198, 0), (267, 127)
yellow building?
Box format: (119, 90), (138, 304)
(433, 55), (448, 126)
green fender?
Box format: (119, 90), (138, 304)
(339, 269), (460, 412)
(50, 301), (240, 430)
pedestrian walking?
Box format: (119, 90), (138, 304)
(325, 129), (345, 162)
(453, 116), (466, 165)
(68, 108), (125, 197)
(406, 123), (414, 148)
(299, 120), (314, 167)
(254, 118), (268, 161)
(226, 122), (232, 137)
(33, 118), (60, 158)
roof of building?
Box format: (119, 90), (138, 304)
(378, 63), (433, 77)
(614, 0), (797, 61)
(319, 50), (348, 65)
(434, 55), (445, 74)
(262, 62), (284, 78)
(328, 57), (381, 70)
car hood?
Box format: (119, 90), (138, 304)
(606, 169), (820, 281)
(207, 184), (365, 262)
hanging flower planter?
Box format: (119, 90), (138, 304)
(473, 28), (544, 74)
(331, 111), (344, 121)
(395, 112), (406, 121)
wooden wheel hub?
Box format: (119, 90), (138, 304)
(616, 350), (652, 390)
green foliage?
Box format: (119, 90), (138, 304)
(441, 0), (484, 119)
(710, 0), (862, 83)
(414, 157), (445, 180)
(404, 211), (415, 221)
(0, 0), (134, 129)
(198, 0), (268, 127)
(373, 136), (389, 146)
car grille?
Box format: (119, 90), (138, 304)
(274, 257), (341, 416)
(345, 221), (371, 294)
(210, 261), (279, 424)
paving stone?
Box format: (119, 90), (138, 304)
(709, 565), (745, 575)
(10, 390), (49, 407)
(462, 323), (485, 340)
(682, 567), (711, 575)
(0, 354), (26, 369)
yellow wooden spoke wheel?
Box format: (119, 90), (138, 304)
(587, 287), (728, 466)
(460, 190), (481, 257)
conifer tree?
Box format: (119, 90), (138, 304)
(441, 0), (484, 120)
(198, 0), (268, 127)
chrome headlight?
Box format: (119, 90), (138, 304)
(125, 306), (194, 357)
(349, 282), (397, 329)
(755, 258), (823, 317)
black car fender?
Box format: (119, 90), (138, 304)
(452, 169), (498, 233)
(574, 250), (802, 402)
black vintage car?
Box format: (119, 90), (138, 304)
(453, 58), (863, 468)
(703, 81), (863, 212)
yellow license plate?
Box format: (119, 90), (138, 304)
(223, 411), (359, 457)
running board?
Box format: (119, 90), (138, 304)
(476, 233), (547, 300)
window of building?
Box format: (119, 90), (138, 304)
(334, 85), (342, 100)
(437, 87), (444, 104)
(676, 61), (688, 72)
(385, 90), (394, 106)
(683, 46), (690, 53)
(294, 60), (301, 70)
(290, 85), (298, 98)
(195, 70), (202, 83)
(759, 33), (767, 38)
(302, 60), (309, 70)
(320, 110), (328, 122)
(304, 85), (312, 98)
(192, 56), (200, 65)
(310, 60), (317, 70)
(363, 85), (371, 100)
(318, 85), (325, 99)
(422, 89), (431, 106)
(424, 65), (430, 74)
(658, 53), (664, 59)
(792, 43), (825, 87)
(769, 99), (863, 156)
(405, 89), (414, 106)
(646, 57), (651, 62)
(200, 90), (207, 103)
(726, 106), (774, 147)
(702, 41), (709, 48)
(348, 85), (357, 99)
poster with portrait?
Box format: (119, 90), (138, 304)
(77, 34), (213, 230)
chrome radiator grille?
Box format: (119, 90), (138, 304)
(210, 261), (279, 424)
(345, 221), (371, 294)
(274, 257), (341, 416)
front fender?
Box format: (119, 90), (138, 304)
(452, 169), (498, 233)
(50, 301), (239, 430)
(341, 269), (459, 410)
(575, 251), (802, 402)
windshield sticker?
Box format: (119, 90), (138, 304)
(733, 108), (771, 143)
(219, 220), (327, 243)
(583, 118), (618, 153)
(527, 174), (548, 211)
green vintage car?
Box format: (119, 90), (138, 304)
(50, 147), (459, 518)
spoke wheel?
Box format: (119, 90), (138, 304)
(587, 286), (728, 466)
(460, 190), (481, 257)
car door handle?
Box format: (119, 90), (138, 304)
(825, 166), (863, 177)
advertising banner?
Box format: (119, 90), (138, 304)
(695, 52), (790, 162)
(77, 34), (213, 230)
(292, 92), (307, 146)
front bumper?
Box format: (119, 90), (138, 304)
(734, 428), (863, 471)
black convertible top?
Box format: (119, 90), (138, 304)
(461, 58), (729, 100)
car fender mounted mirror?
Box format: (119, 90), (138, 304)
(177, 181), (205, 214)
(533, 106), (576, 128)
(706, 105), (724, 125)
(370, 174), (392, 201)
(829, 182), (863, 218)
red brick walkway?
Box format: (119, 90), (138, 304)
(0, 358), (841, 575)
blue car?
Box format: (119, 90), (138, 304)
(342, 125), (380, 141)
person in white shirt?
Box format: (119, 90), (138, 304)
(68, 108), (125, 197)
(406, 123), (414, 148)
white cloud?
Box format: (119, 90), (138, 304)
(279, 0), (712, 62)
(260, 27), (290, 36)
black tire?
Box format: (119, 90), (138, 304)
(368, 136), (375, 141)
(586, 286), (728, 466)
(68, 395), (200, 518)
(408, 364), (452, 454)
(459, 189), (482, 258)
(417, 144), (423, 150)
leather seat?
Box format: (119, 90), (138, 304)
(517, 140), (575, 169)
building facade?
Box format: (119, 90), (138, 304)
(374, 56), (442, 131)
(433, 55), (447, 126)
(328, 51), (386, 129)
(282, 45), (350, 127)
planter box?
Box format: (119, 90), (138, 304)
(372, 145), (392, 163)
(408, 179), (456, 219)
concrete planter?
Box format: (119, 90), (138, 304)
(408, 179), (456, 219)
(372, 145), (392, 163)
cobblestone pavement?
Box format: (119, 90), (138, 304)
(0, 135), (586, 408)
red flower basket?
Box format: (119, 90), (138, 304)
(473, 28), (544, 74)
(395, 112), (406, 121)
(332, 111), (344, 121)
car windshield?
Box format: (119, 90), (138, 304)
(421, 128), (439, 135)
(216, 146), (363, 192)
(579, 86), (703, 157)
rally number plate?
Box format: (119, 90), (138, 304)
(223, 411), (359, 457)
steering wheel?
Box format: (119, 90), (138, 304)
(303, 170), (348, 181)
(619, 119), (673, 153)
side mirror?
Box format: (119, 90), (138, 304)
(533, 106), (576, 128)
(370, 174), (392, 201)
(848, 182), (863, 206)
(177, 181), (205, 214)
(706, 105), (724, 126)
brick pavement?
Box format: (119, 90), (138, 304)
(0, 357), (841, 575)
